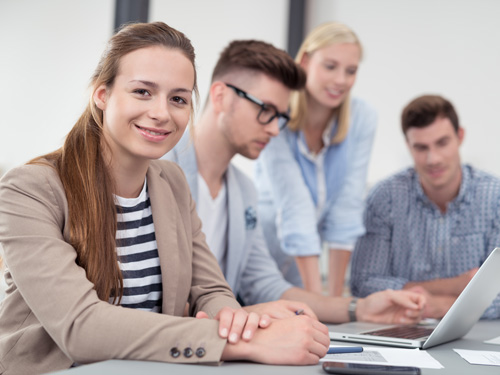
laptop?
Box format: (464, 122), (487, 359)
(329, 247), (500, 349)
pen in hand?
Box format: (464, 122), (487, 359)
(327, 346), (364, 355)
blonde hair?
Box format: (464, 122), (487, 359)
(289, 22), (362, 143)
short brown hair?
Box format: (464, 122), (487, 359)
(402, 95), (460, 135)
(211, 40), (305, 90)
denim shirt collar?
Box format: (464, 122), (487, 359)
(414, 164), (472, 210)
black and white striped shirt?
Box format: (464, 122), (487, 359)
(113, 180), (162, 312)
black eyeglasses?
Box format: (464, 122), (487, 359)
(225, 83), (290, 128)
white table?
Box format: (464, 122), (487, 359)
(49, 320), (500, 375)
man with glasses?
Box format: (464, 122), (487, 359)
(163, 40), (425, 324)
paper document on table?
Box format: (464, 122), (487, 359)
(320, 345), (443, 369)
(484, 335), (500, 345)
(454, 349), (500, 366)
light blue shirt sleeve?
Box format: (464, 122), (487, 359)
(321, 101), (377, 247)
(257, 131), (323, 257)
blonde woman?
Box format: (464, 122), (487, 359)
(255, 22), (377, 297)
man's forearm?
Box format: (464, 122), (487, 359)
(294, 255), (323, 294)
(403, 270), (474, 296)
(328, 249), (351, 297)
(281, 287), (350, 323)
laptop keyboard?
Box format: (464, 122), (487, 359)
(362, 325), (435, 340)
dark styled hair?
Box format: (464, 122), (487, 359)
(211, 40), (306, 90)
(30, 22), (197, 303)
(402, 95), (460, 135)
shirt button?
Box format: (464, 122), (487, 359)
(184, 347), (194, 358)
(196, 347), (206, 358)
(170, 347), (180, 358)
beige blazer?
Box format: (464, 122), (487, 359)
(0, 160), (239, 375)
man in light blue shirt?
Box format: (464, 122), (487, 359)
(351, 95), (500, 319)
(164, 40), (425, 325)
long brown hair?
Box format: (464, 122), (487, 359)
(289, 22), (362, 143)
(30, 22), (198, 303)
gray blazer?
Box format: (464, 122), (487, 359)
(164, 132), (292, 306)
(0, 160), (239, 375)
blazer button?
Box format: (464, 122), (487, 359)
(170, 347), (180, 358)
(196, 347), (206, 358)
(184, 347), (194, 358)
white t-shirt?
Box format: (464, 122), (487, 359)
(196, 173), (228, 272)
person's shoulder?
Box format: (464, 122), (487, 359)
(468, 165), (500, 182)
(350, 97), (375, 113)
(362, 169), (414, 221)
(1, 160), (61, 189)
(350, 97), (377, 132)
(367, 168), (414, 202)
(0, 160), (66, 208)
(466, 165), (500, 193)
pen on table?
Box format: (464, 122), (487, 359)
(295, 309), (305, 315)
(327, 346), (364, 354)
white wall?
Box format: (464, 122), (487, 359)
(0, 0), (289, 176)
(150, 0), (289, 108)
(1, 0), (499, 188)
(307, 0), (500, 186)
(149, 0), (290, 175)
(0, 0), (115, 175)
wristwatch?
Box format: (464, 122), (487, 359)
(348, 297), (358, 322)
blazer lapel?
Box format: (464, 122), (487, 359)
(147, 163), (180, 315)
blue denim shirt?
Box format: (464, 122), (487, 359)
(254, 98), (377, 286)
(350, 165), (500, 319)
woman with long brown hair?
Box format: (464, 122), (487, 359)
(0, 22), (329, 374)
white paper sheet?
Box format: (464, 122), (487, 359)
(320, 345), (443, 369)
(484, 335), (500, 345)
(454, 349), (500, 366)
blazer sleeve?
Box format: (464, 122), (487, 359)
(0, 164), (231, 366)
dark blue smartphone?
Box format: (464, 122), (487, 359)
(322, 361), (421, 375)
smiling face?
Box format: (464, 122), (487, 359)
(94, 46), (195, 167)
(217, 73), (290, 160)
(301, 42), (360, 110)
(406, 116), (464, 197)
